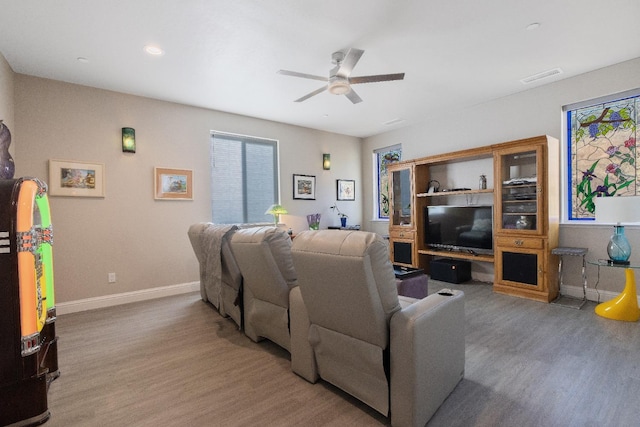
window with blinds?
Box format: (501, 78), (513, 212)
(210, 132), (279, 224)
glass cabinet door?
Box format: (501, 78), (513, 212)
(495, 146), (542, 234)
(391, 166), (413, 227)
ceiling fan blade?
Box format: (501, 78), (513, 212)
(345, 88), (363, 104)
(294, 85), (328, 102)
(349, 73), (405, 84)
(277, 69), (328, 82)
(336, 48), (364, 78)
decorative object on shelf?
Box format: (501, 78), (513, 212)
(515, 215), (532, 230)
(154, 167), (193, 200)
(323, 153), (331, 170)
(307, 213), (321, 230)
(595, 195), (640, 265)
(427, 179), (440, 193)
(479, 174), (487, 190)
(265, 204), (288, 225)
(293, 174), (316, 200)
(330, 203), (348, 228)
(0, 120), (15, 179)
(121, 127), (136, 153)
(48, 159), (105, 197)
(337, 179), (355, 201)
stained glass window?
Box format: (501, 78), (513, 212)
(567, 92), (639, 220)
(374, 145), (401, 219)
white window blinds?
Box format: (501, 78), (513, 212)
(210, 132), (279, 224)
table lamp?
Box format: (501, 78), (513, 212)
(265, 204), (288, 225)
(595, 195), (640, 265)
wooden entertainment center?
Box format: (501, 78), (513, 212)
(388, 135), (560, 302)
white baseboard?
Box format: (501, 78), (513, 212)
(560, 284), (640, 305)
(56, 281), (200, 315)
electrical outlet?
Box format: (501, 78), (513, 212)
(108, 273), (116, 283)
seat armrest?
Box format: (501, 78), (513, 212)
(390, 290), (465, 427)
(289, 286), (318, 383)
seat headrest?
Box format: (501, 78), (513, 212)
(291, 229), (381, 258)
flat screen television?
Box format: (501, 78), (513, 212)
(424, 205), (493, 255)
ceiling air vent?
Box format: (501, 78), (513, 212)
(520, 68), (563, 84)
(384, 118), (405, 126)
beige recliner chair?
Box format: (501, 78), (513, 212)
(229, 226), (316, 382)
(187, 223), (242, 329)
(291, 230), (465, 427)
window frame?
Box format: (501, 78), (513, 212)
(564, 88), (640, 222)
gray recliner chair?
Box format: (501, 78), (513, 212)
(291, 230), (465, 427)
(187, 223), (242, 329)
(229, 226), (316, 382)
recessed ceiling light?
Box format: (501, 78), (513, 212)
(77, 57), (89, 63)
(526, 22), (541, 31)
(144, 45), (164, 56)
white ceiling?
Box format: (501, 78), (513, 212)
(1, 0), (639, 138)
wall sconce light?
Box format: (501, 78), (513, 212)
(323, 153), (331, 170)
(122, 127), (136, 153)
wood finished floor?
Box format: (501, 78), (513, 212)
(45, 281), (640, 427)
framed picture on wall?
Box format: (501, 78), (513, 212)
(337, 179), (355, 201)
(293, 174), (316, 200)
(48, 159), (105, 197)
(154, 167), (193, 200)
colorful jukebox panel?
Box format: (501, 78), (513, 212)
(0, 177), (56, 427)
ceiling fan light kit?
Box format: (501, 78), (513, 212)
(278, 48), (405, 104)
(328, 78), (351, 95)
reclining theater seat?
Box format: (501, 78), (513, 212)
(187, 223), (242, 329)
(291, 230), (465, 427)
(229, 226), (316, 382)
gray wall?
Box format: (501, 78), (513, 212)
(0, 54), (14, 155)
(9, 72), (361, 305)
(362, 57), (640, 296)
(4, 50), (640, 305)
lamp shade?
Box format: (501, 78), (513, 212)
(265, 204), (288, 216)
(595, 196), (640, 224)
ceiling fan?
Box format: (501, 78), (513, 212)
(277, 48), (405, 104)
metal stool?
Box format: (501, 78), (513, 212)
(551, 247), (588, 309)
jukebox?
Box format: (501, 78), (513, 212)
(0, 177), (58, 426)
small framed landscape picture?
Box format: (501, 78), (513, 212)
(154, 167), (193, 200)
(48, 159), (105, 197)
(293, 174), (316, 200)
(337, 179), (355, 201)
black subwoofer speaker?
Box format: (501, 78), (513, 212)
(430, 258), (471, 284)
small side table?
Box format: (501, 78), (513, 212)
(551, 247), (588, 309)
(587, 260), (640, 322)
